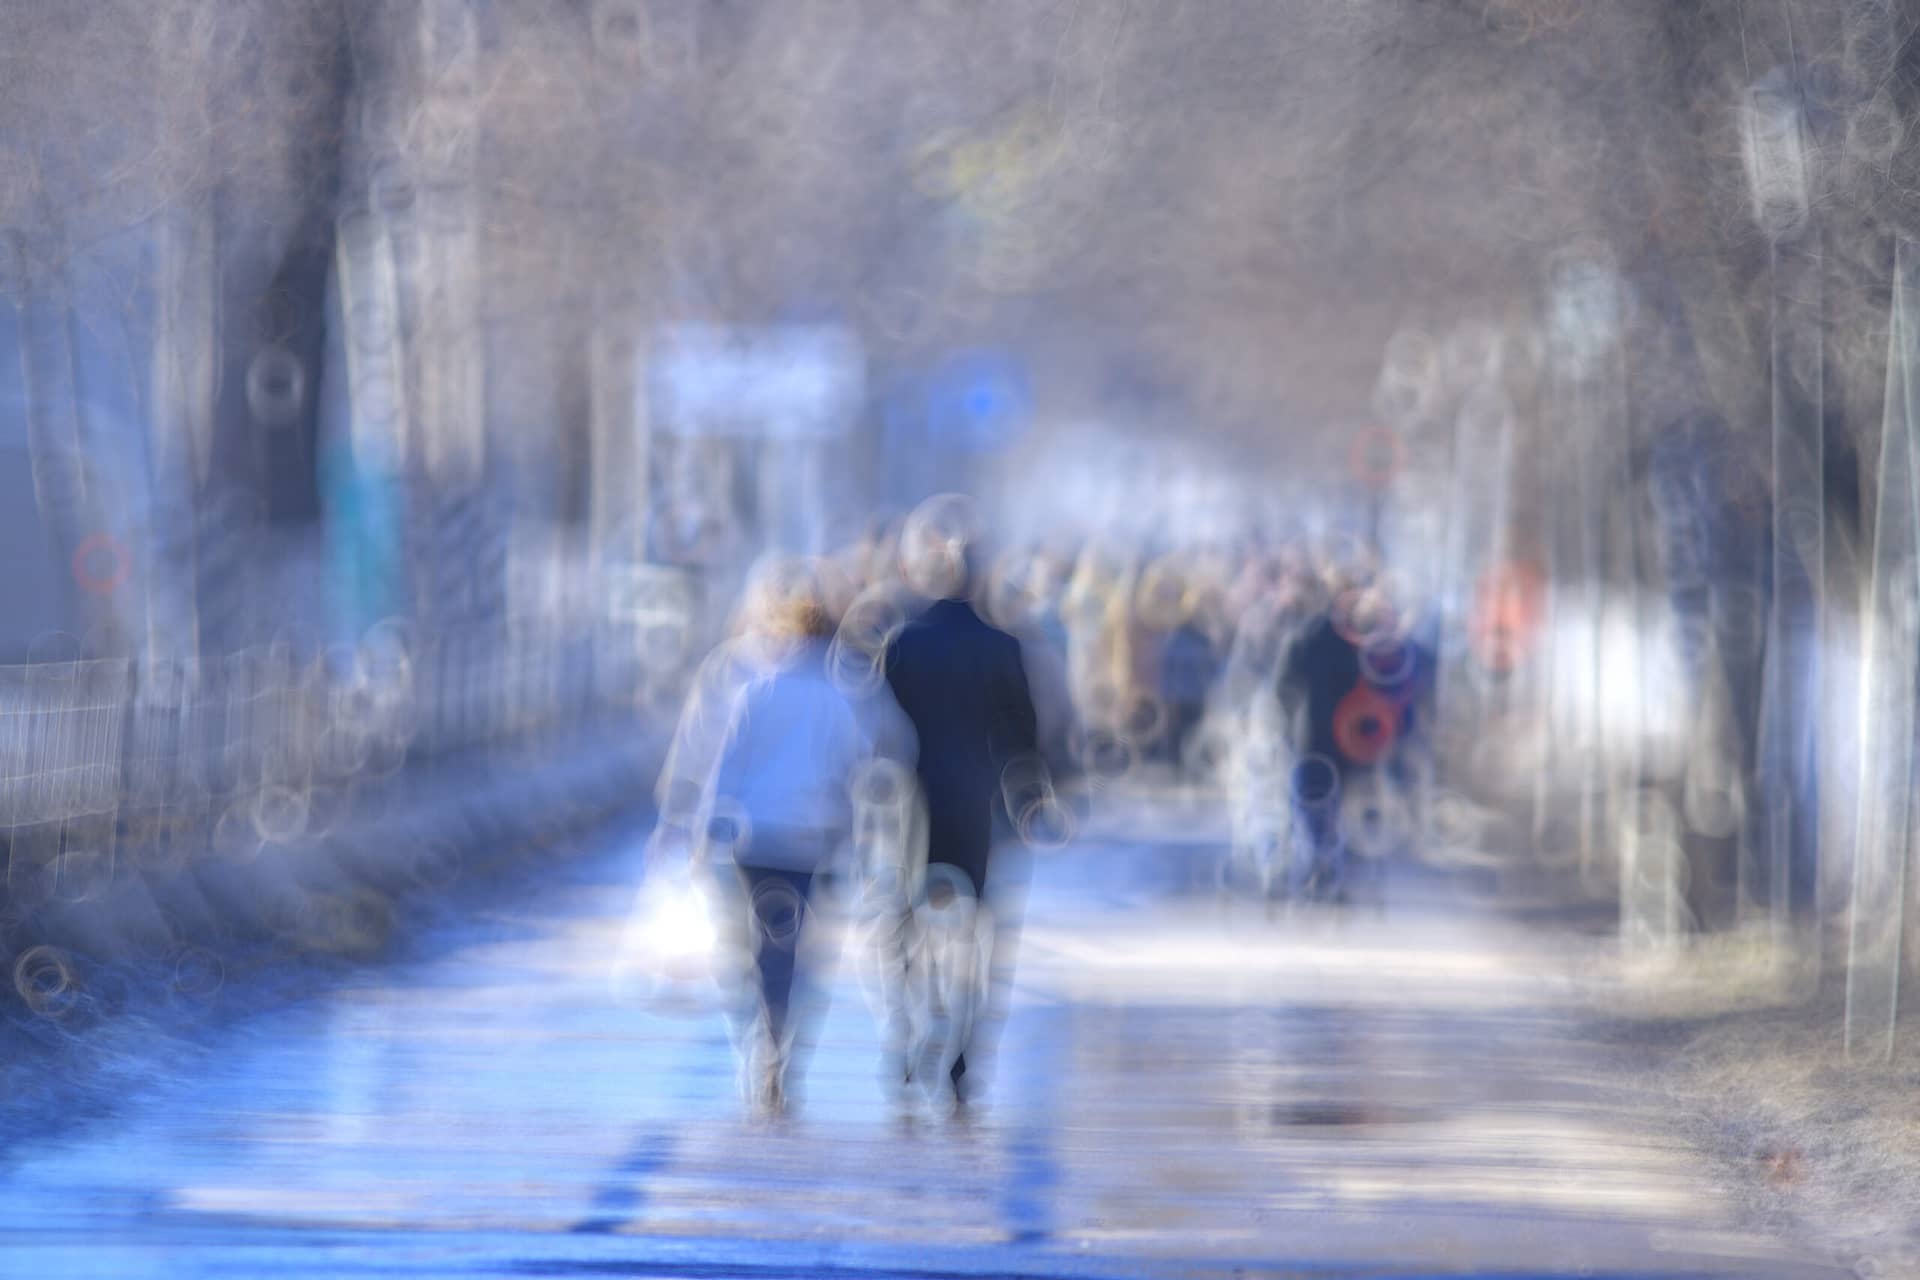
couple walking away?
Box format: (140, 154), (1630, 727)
(651, 507), (1040, 1120)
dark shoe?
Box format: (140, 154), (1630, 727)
(950, 1053), (986, 1108)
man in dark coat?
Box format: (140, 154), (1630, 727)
(1275, 580), (1430, 898)
(883, 526), (1040, 1107)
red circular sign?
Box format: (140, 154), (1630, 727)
(72, 535), (129, 595)
(1333, 682), (1400, 766)
(1470, 561), (1545, 672)
(1476, 561), (1545, 625)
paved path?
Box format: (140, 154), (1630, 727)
(0, 808), (1848, 1279)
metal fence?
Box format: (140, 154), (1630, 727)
(0, 611), (684, 917)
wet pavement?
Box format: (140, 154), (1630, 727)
(0, 794), (1850, 1279)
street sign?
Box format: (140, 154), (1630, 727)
(926, 349), (1029, 451)
(651, 325), (864, 441)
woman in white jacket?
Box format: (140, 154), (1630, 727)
(684, 559), (916, 1117)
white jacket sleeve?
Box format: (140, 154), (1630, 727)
(654, 642), (754, 840)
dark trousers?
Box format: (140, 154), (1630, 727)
(736, 864), (813, 1048)
(1288, 755), (1346, 895)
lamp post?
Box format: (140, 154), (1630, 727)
(1742, 68), (1831, 989)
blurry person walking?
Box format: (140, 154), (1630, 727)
(883, 498), (1042, 1112)
(664, 558), (914, 1119)
(1276, 573), (1426, 902)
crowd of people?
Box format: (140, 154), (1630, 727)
(644, 496), (1439, 1121)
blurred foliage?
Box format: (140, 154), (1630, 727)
(0, 0), (1917, 462)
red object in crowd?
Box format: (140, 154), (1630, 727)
(1470, 560), (1546, 673)
(1332, 681), (1400, 766)
(72, 534), (130, 595)
(1347, 424), (1405, 493)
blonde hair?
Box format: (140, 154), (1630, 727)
(736, 554), (835, 642)
(762, 592), (835, 640)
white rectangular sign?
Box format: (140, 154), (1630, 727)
(651, 325), (864, 441)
